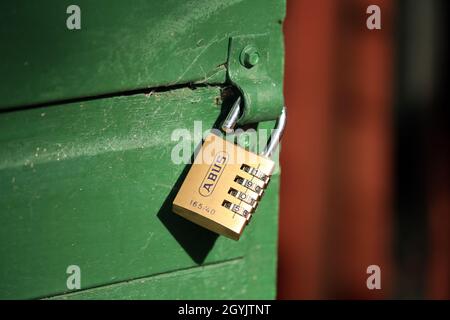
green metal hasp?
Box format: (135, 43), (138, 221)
(226, 34), (284, 125)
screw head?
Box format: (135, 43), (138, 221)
(240, 46), (260, 68)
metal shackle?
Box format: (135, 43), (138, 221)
(221, 97), (287, 158)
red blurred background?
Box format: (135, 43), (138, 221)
(278, 0), (449, 299)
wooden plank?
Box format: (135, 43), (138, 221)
(0, 87), (279, 299)
(0, 0), (285, 110)
(47, 249), (277, 299)
(47, 258), (247, 300)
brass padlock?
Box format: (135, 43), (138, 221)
(172, 98), (286, 240)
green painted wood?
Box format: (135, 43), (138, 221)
(0, 87), (279, 299)
(48, 236), (278, 300)
(0, 0), (285, 111)
(0, 0), (284, 300)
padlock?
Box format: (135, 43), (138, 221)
(172, 98), (286, 240)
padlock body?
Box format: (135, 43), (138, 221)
(173, 133), (275, 240)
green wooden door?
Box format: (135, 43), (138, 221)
(0, 0), (285, 299)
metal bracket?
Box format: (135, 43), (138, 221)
(226, 33), (284, 125)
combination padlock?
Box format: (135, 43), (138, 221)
(172, 98), (286, 240)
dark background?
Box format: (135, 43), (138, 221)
(279, 0), (449, 299)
